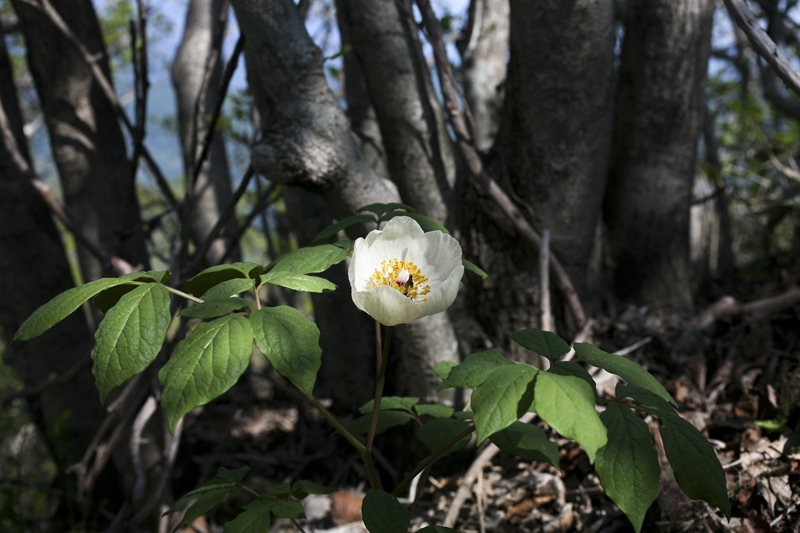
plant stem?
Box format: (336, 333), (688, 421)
(253, 286), (262, 310)
(130, 281), (205, 304)
(290, 381), (380, 490)
(237, 482), (260, 497)
(366, 326), (392, 452)
(391, 424), (476, 498)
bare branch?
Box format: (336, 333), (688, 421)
(723, 0), (800, 97)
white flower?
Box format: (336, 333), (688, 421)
(348, 216), (463, 326)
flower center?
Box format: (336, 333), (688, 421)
(367, 259), (430, 304)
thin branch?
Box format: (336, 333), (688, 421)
(185, 165), (257, 275)
(130, 395), (157, 504)
(219, 181), (276, 264)
(129, 0), (151, 183)
(540, 229), (554, 334)
(19, 0), (178, 209)
(414, 0), (586, 329)
(723, 0), (800, 97)
(0, 356), (91, 409)
(192, 33), (245, 186)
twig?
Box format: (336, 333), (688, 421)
(192, 33), (244, 185)
(770, 498), (800, 528)
(540, 229), (554, 334)
(414, 0), (586, 329)
(219, 179), (276, 264)
(723, 0), (800, 97)
(19, 0), (178, 209)
(129, 0), (150, 183)
(130, 395), (157, 504)
(0, 356), (91, 409)
(442, 412), (536, 528)
(0, 93), (137, 276)
(185, 166), (257, 275)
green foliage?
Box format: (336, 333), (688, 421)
(164, 466), (249, 532)
(418, 418), (471, 458)
(159, 315), (254, 434)
(180, 298), (250, 319)
(344, 411), (414, 435)
(184, 262), (263, 297)
(595, 402), (660, 533)
(362, 490), (409, 533)
(471, 364), (537, 443)
(92, 282), (170, 404)
(439, 348), (514, 390)
(490, 421), (560, 469)
(359, 396), (419, 415)
(250, 306), (321, 394)
(511, 328), (570, 361)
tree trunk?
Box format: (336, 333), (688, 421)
(335, 0), (390, 182)
(0, 30), (102, 474)
(172, 0), (236, 267)
(11, 0), (150, 282)
(232, 0), (459, 404)
(338, 0), (455, 225)
(457, 0), (509, 151)
(460, 0), (615, 359)
(604, 0), (714, 312)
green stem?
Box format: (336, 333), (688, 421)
(291, 381), (380, 490)
(366, 326), (392, 452)
(236, 482), (260, 497)
(130, 281), (205, 304)
(391, 424), (476, 498)
(253, 285), (262, 310)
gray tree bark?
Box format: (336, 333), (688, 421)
(338, 0), (455, 225)
(604, 0), (714, 312)
(11, 0), (150, 281)
(0, 31), (102, 473)
(459, 0), (615, 360)
(457, 0), (509, 151)
(231, 0), (458, 404)
(335, 0), (390, 181)
(172, 0), (236, 266)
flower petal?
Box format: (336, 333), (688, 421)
(357, 285), (423, 326)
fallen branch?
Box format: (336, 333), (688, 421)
(692, 288), (800, 329)
(723, 0), (800, 97)
(414, 0), (586, 329)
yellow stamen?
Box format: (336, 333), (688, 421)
(367, 259), (430, 305)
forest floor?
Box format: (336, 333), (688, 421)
(175, 275), (800, 533)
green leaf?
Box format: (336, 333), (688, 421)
(223, 494), (273, 533)
(754, 419), (791, 433)
(250, 307), (321, 394)
(462, 258), (489, 281)
(471, 364), (538, 443)
(179, 298), (249, 319)
(550, 361), (597, 396)
(439, 349), (515, 390)
(291, 480), (337, 499)
(534, 372), (607, 462)
(159, 315), (253, 433)
(418, 418), (471, 458)
(574, 343), (676, 407)
(660, 416), (731, 518)
(432, 360), (456, 381)
(416, 527), (457, 533)
(343, 411), (414, 435)
(13, 277), (134, 342)
(93, 270), (170, 313)
(453, 410), (474, 420)
(615, 384), (677, 416)
(201, 278), (255, 300)
(414, 404), (454, 418)
(271, 501), (305, 519)
(490, 421), (560, 469)
(595, 403), (660, 533)
(512, 329), (570, 361)
(362, 490), (409, 533)
(356, 202), (415, 218)
(258, 271), (337, 293)
(184, 262), (264, 297)
(92, 283), (171, 405)
(359, 396), (419, 415)
(264, 483), (291, 497)
(382, 210), (450, 234)
(266, 244), (348, 275)
(312, 215), (376, 243)
(166, 467), (248, 532)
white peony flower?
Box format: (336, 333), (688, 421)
(348, 216), (464, 326)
